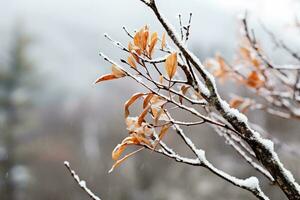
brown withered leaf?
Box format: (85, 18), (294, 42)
(246, 71), (264, 88)
(251, 58), (261, 69)
(94, 74), (119, 84)
(230, 97), (244, 109)
(133, 31), (142, 49)
(127, 55), (137, 68)
(112, 65), (126, 78)
(133, 26), (149, 51)
(138, 104), (151, 126)
(131, 132), (152, 146)
(213, 55), (230, 83)
(124, 93), (145, 118)
(240, 46), (251, 60)
(164, 53), (178, 79)
(148, 32), (158, 57)
(109, 147), (144, 173)
(153, 124), (171, 149)
(159, 75), (164, 84)
(143, 93), (154, 109)
(141, 26), (149, 51)
(179, 85), (190, 104)
(112, 143), (127, 161)
(161, 32), (166, 49)
(229, 97), (252, 113)
(153, 107), (165, 125)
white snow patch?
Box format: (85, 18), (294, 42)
(220, 99), (248, 123)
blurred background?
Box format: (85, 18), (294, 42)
(0, 0), (300, 199)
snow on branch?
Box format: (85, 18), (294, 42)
(136, 0), (300, 199)
(64, 161), (101, 200)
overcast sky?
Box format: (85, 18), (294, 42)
(0, 0), (299, 97)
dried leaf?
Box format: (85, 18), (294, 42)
(149, 32), (158, 57)
(143, 93), (154, 109)
(94, 74), (118, 84)
(112, 143), (127, 161)
(133, 31), (142, 49)
(109, 147), (144, 173)
(138, 104), (151, 126)
(153, 107), (164, 125)
(124, 93), (145, 118)
(246, 71), (264, 88)
(240, 47), (251, 60)
(230, 97), (244, 109)
(164, 53), (178, 79)
(128, 42), (141, 63)
(112, 65), (126, 77)
(141, 26), (149, 51)
(179, 85), (190, 104)
(127, 55), (137, 68)
(161, 32), (166, 49)
(134, 26), (149, 51)
(214, 55), (229, 83)
(251, 58), (261, 69)
(153, 124), (171, 149)
(159, 75), (164, 84)
(132, 132), (152, 146)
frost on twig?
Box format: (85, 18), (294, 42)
(92, 0), (300, 199)
(135, 0), (300, 199)
(64, 161), (101, 200)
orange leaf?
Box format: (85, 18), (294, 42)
(112, 143), (127, 161)
(159, 75), (164, 84)
(138, 104), (151, 126)
(153, 107), (165, 125)
(164, 53), (178, 79)
(94, 74), (118, 84)
(153, 124), (171, 149)
(143, 93), (154, 109)
(128, 42), (141, 63)
(251, 58), (261, 69)
(141, 26), (149, 51)
(133, 26), (149, 51)
(229, 97), (244, 109)
(179, 85), (190, 104)
(124, 93), (145, 118)
(240, 47), (251, 60)
(149, 32), (158, 57)
(109, 147), (144, 173)
(246, 71), (264, 88)
(133, 31), (142, 49)
(161, 32), (166, 49)
(112, 65), (126, 78)
(127, 55), (137, 68)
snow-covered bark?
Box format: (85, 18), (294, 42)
(138, 0), (300, 199)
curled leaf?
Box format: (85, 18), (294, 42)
(153, 124), (171, 149)
(124, 93), (145, 118)
(109, 147), (144, 173)
(94, 74), (118, 84)
(164, 53), (178, 79)
(143, 93), (154, 109)
(112, 143), (127, 161)
(138, 104), (151, 126)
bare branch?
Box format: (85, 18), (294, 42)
(64, 161), (101, 200)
